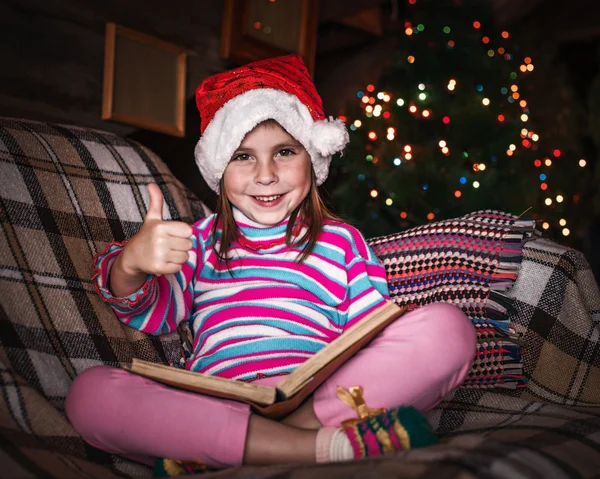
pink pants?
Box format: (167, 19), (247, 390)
(65, 303), (476, 468)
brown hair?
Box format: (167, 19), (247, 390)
(211, 121), (342, 265)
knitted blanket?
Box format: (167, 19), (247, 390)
(368, 211), (536, 390)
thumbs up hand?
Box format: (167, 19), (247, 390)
(119, 183), (194, 278)
(144, 182), (168, 222)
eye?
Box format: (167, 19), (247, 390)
(232, 153), (251, 161)
(277, 148), (295, 157)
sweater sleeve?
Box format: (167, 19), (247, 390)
(91, 222), (206, 336)
(342, 226), (390, 330)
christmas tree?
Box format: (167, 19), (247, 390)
(327, 0), (593, 241)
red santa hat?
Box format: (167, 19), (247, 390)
(194, 54), (349, 193)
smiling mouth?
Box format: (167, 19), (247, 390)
(253, 194), (283, 203)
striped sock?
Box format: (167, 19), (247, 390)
(343, 406), (438, 459)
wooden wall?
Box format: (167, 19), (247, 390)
(0, 0), (226, 136)
(0, 0), (229, 204)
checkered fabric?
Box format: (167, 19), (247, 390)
(0, 117), (209, 476)
(1, 117), (599, 478)
(505, 238), (600, 405)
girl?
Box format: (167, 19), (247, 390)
(66, 55), (476, 470)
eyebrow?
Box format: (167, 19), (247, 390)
(235, 140), (304, 154)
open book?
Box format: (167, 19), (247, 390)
(124, 300), (407, 419)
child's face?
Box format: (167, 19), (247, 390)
(223, 122), (312, 226)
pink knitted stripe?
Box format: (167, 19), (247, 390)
(205, 349), (310, 366)
(112, 290), (154, 318)
(208, 257), (346, 297)
(196, 286), (329, 309)
(345, 259), (387, 285)
(346, 263), (368, 283)
(347, 228), (372, 259)
(360, 427), (382, 456)
(192, 348), (311, 373)
(197, 217), (216, 241)
(344, 425), (364, 459)
(193, 336), (253, 356)
(320, 222), (373, 259)
(317, 230), (356, 253)
(196, 275), (282, 285)
(343, 298), (388, 330)
(142, 275), (173, 334)
(305, 250), (349, 270)
(365, 263), (388, 281)
(211, 356), (308, 379)
(388, 422), (403, 451)
(197, 305), (338, 338)
(180, 262), (195, 281)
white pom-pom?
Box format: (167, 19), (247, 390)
(310, 117), (349, 156)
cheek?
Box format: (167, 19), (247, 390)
(223, 168), (242, 194)
(295, 156), (312, 186)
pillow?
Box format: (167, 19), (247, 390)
(367, 210), (536, 389)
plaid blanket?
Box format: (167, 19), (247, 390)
(1, 117), (599, 478)
(0, 117), (209, 477)
(504, 238), (600, 405)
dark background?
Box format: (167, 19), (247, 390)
(1, 0), (598, 278)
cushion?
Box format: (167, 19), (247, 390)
(367, 211), (536, 389)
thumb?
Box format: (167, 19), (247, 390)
(145, 184), (165, 221)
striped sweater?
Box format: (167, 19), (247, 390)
(93, 209), (389, 381)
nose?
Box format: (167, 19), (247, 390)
(254, 159), (278, 185)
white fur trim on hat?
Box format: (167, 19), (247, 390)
(195, 88), (349, 193)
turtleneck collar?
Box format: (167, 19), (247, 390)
(232, 207), (305, 252)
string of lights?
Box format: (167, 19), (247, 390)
(331, 0), (589, 239)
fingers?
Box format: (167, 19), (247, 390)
(145, 184), (165, 222)
(164, 221), (194, 239)
(145, 250), (189, 276)
(165, 236), (193, 252)
(152, 221), (193, 242)
(161, 263), (187, 275)
(166, 250), (190, 265)
(156, 252), (189, 276)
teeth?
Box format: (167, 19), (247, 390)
(255, 195), (282, 202)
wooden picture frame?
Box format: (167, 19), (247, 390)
(102, 23), (186, 137)
(221, 0), (318, 75)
